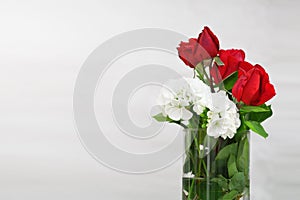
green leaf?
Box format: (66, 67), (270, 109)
(195, 63), (207, 83)
(223, 71), (238, 91)
(211, 175), (229, 191)
(240, 105), (269, 113)
(216, 143), (238, 160)
(211, 158), (228, 178)
(228, 154), (239, 178)
(229, 172), (246, 193)
(195, 62), (204, 74)
(214, 56), (224, 66)
(237, 137), (249, 175)
(222, 190), (239, 200)
(245, 120), (269, 138)
(234, 116), (249, 142)
(199, 181), (223, 200)
(247, 105), (273, 123)
(152, 113), (172, 122)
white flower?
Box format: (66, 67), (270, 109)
(186, 78), (212, 115)
(193, 101), (205, 115)
(164, 99), (193, 121)
(207, 117), (235, 139)
(157, 87), (175, 106)
(207, 91), (241, 139)
(157, 78), (193, 121)
(187, 78), (212, 110)
(156, 77), (241, 138)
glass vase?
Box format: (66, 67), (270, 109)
(182, 128), (250, 200)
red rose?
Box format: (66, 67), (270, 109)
(232, 63), (276, 106)
(238, 61), (253, 76)
(177, 26), (219, 68)
(177, 38), (202, 68)
(197, 26), (220, 59)
(211, 49), (245, 83)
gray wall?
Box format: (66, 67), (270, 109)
(0, 0), (299, 199)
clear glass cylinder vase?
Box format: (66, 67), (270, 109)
(182, 128), (250, 200)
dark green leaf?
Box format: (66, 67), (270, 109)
(247, 105), (273, 123)
(245, 121), (269, 138)
(223, 72), (238, 91)
(228, 154), (239, 178)
(222, 190), (239, 200)
(216, 143), (238, 160)
(229, 172), (246, 193)
(211, 158), (228, 178)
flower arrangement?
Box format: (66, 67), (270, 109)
(153, 26), (276, 200)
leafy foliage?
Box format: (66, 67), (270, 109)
(246, 104), (273, 123)
(152, 113), (172, 122)
(215, 143), (238, 160)
(245, 120), (268, 138)
(222, 71), (238, 91)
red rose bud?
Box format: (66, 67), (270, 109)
(211, 49), (245, 83)
(177, 26), (219, 68)
(232, 64), (276, 106)
(197, 26), (220, 59)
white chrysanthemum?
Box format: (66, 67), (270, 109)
(207, 91), (241, 139)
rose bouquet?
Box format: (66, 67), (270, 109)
(153, 27), (276, 200)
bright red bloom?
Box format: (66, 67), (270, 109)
(232, 63), (276, 106)
(177, 26), (219, 68)
(238, 61), (253, 76)
(211, 49), (245, 83)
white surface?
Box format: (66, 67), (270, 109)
(0, 0), (299, 199)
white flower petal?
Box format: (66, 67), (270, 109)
(157, 88), (175, 105)
(181, 108), (193, 121)
(193, 104), (204, 115)
(166, 107), (182, 121)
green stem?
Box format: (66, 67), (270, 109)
(187, 178), (195, 200)
(201, 159), (208, 176)
(193, 137), (202, 177)
(201, 65), (210, 83)
(208, 59), (215, 93)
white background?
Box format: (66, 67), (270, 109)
(0, 0), (299, 199)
